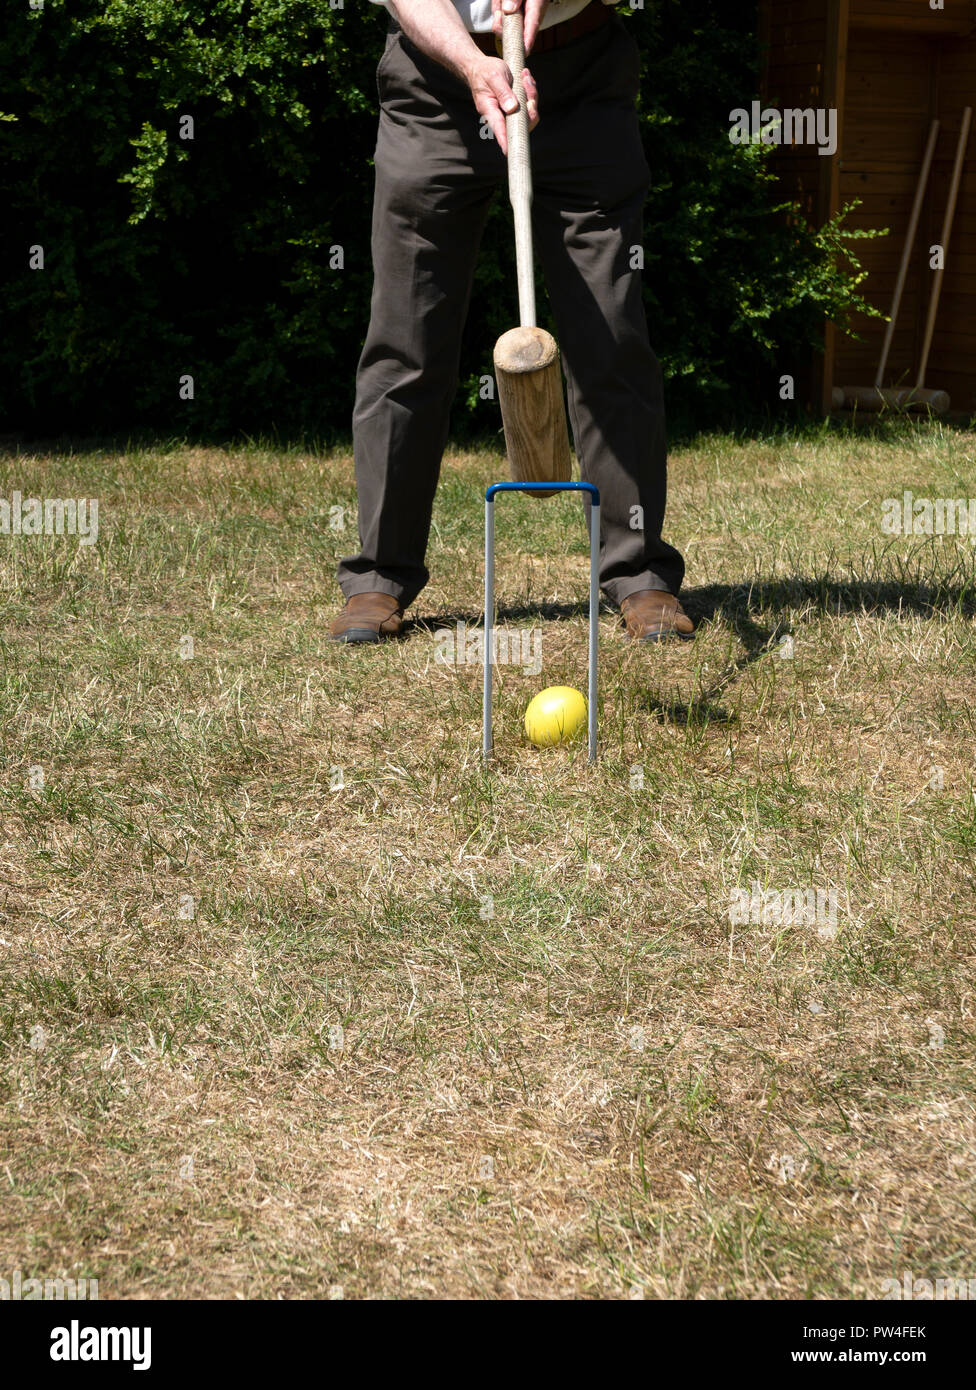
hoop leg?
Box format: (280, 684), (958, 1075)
(483, 497), (495, 760)
(588, 501), (599, 763)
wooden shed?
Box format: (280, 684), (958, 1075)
(758, 0), (976, 415)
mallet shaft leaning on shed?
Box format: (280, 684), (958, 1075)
(875, 118), (940, 392)
(917, 106), (972, 391)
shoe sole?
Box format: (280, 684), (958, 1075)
(331, 628), (382, 644)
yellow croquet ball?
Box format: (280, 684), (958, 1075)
(524, 686), (587, 748)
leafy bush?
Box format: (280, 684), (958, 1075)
(0, 0), (875, 438)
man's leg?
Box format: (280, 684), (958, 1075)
(528, 17), (686, 618)
(336, 32), (500, 614)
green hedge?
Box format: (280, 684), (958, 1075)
(1, 0), (874, 437)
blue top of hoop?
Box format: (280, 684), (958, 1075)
(485, 480), (600, 503)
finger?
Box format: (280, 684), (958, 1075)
(485, 102), (509, 155)
(523, 0), (543, 52)
(522, 68), (539, 125)
(487, 68), (520, 118)
(494, 0), (522, 36)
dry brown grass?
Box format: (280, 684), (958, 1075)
(1, 425), (975, 1299)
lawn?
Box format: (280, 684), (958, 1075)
(1, 423), (975, 1299)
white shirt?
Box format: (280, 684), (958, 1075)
(370, 1), (617, 35)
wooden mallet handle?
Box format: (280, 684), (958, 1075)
(502, 13), (536, 328)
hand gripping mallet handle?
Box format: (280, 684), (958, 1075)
(502, 12), (536, 329)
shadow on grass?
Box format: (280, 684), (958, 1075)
(683, 573), (976, 626)
(640, 594), (778, 728)
(408, 599), (607, 633)
(412, 593), (779, 730)
(415, 568), (976, 637)
(413, 568), (976, 728)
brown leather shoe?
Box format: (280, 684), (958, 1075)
(620, 589), (695, 643)
(330, 592), (405, 644)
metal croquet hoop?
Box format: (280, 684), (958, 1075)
(483, 480), (600, 763)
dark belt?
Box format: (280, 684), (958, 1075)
(472, 1), (612, 57)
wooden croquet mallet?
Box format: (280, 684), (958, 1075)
(916, 105), (972, 393)
(492, 12), (572, 491)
